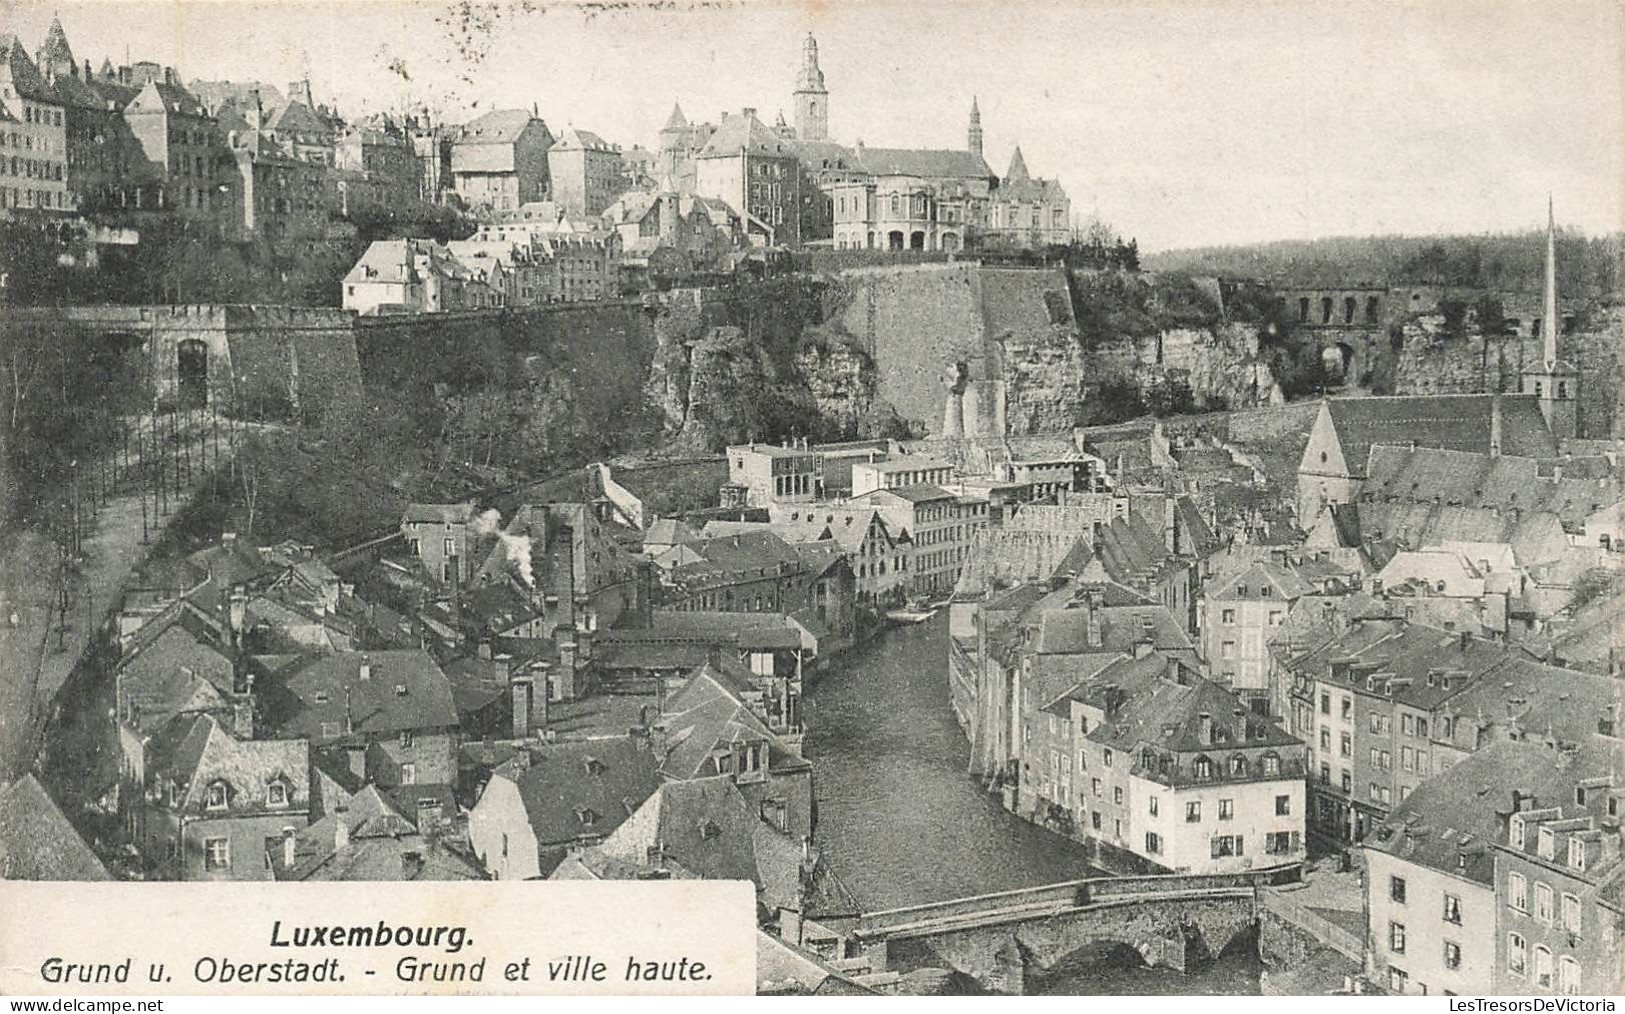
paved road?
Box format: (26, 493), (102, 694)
(0, 420), (222, 785)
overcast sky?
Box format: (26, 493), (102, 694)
(9, 0), (1622, 251)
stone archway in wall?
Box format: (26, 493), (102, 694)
(888, 231), (905, 251)
(1321, 342), (1355, 386)
(911, 231), (926, 250)
(177, 338), (209, 410)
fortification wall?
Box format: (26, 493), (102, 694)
(1391, 306), (1623, 437)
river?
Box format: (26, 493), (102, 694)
(800, 612), (1261, 995)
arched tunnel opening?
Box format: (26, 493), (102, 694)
(1028, 941), (1148, 994)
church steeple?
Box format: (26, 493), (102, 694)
(967, 96), (983, 157)
(1542, 194), (1558, 368)
(793, 33), (828, 142)
(1520, 196), (1579, 440)
(38, 13), (78, 80)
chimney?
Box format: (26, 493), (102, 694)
(228, 587), (248, 647)
(743, 107), (757, 119)
(1163, 494), (1177, 553)
(281, 827), (296, 869)
(558, 639), (578, 699)
(511, 670), (535, 738)
(1198, 712), (1214, 745)
(1490, 392), (1503, 457)
(1458, 630), (1470, 652)
(358, 655), (371, 681)
(333, 810), (349, 851)
(1085, 600), (1103, 649)
(478, 641), (492, 661)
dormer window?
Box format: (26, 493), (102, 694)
(1568, 839), (1587, 872)
(1193, 757), (1213, 781)
(1229, 755), (1247, 777)
(575, 807), (599, 828)
(206, 781), (229, 810)
(266, 781), (288, 807)
(1538, 826), (1556, 860)
(1509, 815), (1525, 848)
(1262, 754), (1280, 776)
(698, 819), (721, 841)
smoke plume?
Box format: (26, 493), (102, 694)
(500, 533), (534, 588)
(471, 508), (503, 537)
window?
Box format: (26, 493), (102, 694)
(1507, 932), (1527, 977)
(1561, 893), (1581, 933)
(1092, 778), (1101, 797)
(1535, 882), (1554, 925)
(1275, 794), (1291, 815)
(1103, 748), (1113, 768)
(1091, 812), (1101, 830)
(1265, 831), (1300, 855)
(1221, 609), (1236, 624)
(1263, 755), (1280, 776)
(401, 730), (415, 749)
(1341, 697), (1352, 721)
(1217, 798), (1234, 821)
(1389, 921), (1406, 953)
(1539, 826), (1556, 860)
(266, 782), (288, 807)
(1320, 729), (1331, 751)
(1559, 956), (1581, 995)
(1443, 940), (1461, 970)
(1211, 835), (1244, 858)
(1194, 757), (1213, 780)
(401, 763), (417, 785)
(1390, 876), (1407, 904)
(1145, 832), (1162, 855)
(1341, 771), (1352, 793)
(1112, 786), (1123, 805)
(1340, 733), (1351, 757)
(1186, 801), (1201, 823)
(1229, 755), (1247, 776)
(1443, 892), (1461, 925)
(1220, 640), (1235, 659)
(1508, 872), (1528, 912)
(1568, 838), (1588, 871)
(1534, 946), (1553, 989)
(1148, 796), (1159, 817)
(204, 837), (230, 871)
(1319, 763), (1330, 785)
(206, 782), (228, 810)
(1388, 967), (1408, 993)
(1320, 692), (1330, 715)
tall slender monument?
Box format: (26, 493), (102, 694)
(793, 33), (828, 142)
(967, 96), (983, 157)
(1520, 198), (1580, 439)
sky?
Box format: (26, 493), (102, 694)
(5, 0), (1622, 252)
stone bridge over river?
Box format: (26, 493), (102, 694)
(847, 864), (1302, 994)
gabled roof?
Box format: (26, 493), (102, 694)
(499, 737), (662, 850)
(698, 110), (795, 159)
(1088, 675), (1302, 757)
(1364, 736), (1621, 886)
(263, 649), (458, 739)
(272, 784), (481, 882)
(458, 108), (547, 145)
(123, 79), (209, 119)
(1207, 561), (1313, 602)
(0, 774), (109, 880)
(145, 713), (309, 819)
(657, 665), (781, 780)
(1323, 395), (1556, 477)
(552, 126), (611, 151)
(661, 102), (688, 132)
(116, 618), (236, 734)
(1004, 146), (1029, 183)
(264, 99), (330, 136)
(854, 146), (994, 180)
(597, 775), (804, 912)
(0, 35), (53, 102)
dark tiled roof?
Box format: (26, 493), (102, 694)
(458, 109), (545, 144)
(505, 737), (662, 848)
(657, 666), (780, 780)
(854, 146), (994, 180)
(1364, 736), (1621, 885)
(144, 713), (309, 819)
(1327, 394), (1556, 476)
(698, 110), (795, 158)
(0, 775), (109, 880)
(265, 650), (458, 739)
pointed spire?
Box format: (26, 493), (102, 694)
(1543, 193), (1558, 367)
(662, 101), (687, 132)
(967, 96), (983, 157)
(1005, 145), (1029, 183)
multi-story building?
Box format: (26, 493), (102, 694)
(452, 108), (553, 213)
(694, 108), (802, 247)
(130, 713), (311, 881)
(1286, 620), (1616, 844)
(725, 443), (823, 506)
(852, 485), (989, 598)
(260, 649), (460, 793)
(851, 457), (954, 496)
(0, 35), (70, 214)
(1201, 561), (1310, 713)
(1493, 750), (1623, 996)
(400, 502), (480, 585)
(533, 233), (615, 302)
(546, 127), (623, 218)
(765, 503), (910, 607)
(335, 115), (418, 206)
(1362, 735), (1621, 997)
(228, 127), (331, 242)
(343, 239), (504, 314)
(1057, 666), (1307, 873)
(983, 146), (1071, 250)
(121, 71), (232, 223)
